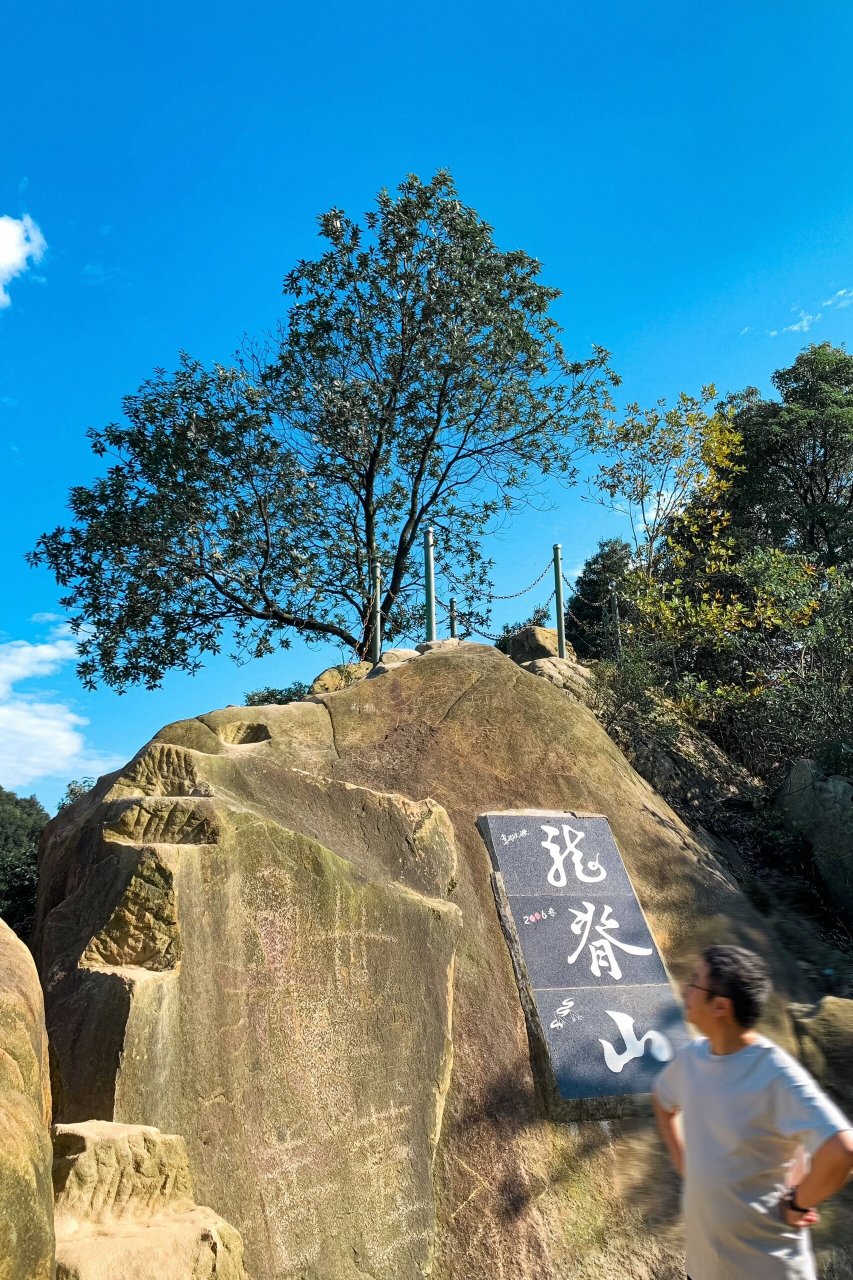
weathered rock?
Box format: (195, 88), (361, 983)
(504, 625), (572, 664)
(791, 998), (853, 1114)
(776, 759), (853, 919)
(35, 753), (461, 1280)
(415, 637), (462, 653)
(0, 918), (54, 1280)
(35, 645), (837, 1280)
(53, 1121), (193, 1221)
(53, 1120), (248, 1279)
(380, 647), (419, 663)
(519, 655), (595, 703)
(308, 661), (373, 694)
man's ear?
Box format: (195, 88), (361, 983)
(710, 995), (732, 1020)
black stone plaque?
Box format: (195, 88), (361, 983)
(477, 810), (691, 1117)
(533, 984), (690, 1100)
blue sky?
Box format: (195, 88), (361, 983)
(2, 0), (852, 812)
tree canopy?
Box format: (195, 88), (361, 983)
(573, 344), (853, 781)
(722, 343), (853, 567)
(0, 786), (48, 939)
(31, 171), (616, 689)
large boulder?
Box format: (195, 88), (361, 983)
(504, 625), (573, 664)
(53, 1120), (248, 1279)
(0, 918), (55, 1280)
(34, 645), (832, 1280)
(35, 734), (461, 1280)
(776, 759), (853, 920)
(791, 997), (853, 1115)
(519, 654), (595, 704)
(309, 661), (372, 694)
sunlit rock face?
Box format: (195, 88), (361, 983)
(0, 918), (54, 1280)
(32, 644), (845, 1280)
(52, 1119), (249, 1280)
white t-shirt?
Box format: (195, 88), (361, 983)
(654, 1035), (851, 1280)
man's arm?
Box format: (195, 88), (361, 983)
(792, 1131), (853, 1211)
(653, 1096), (684, 1178)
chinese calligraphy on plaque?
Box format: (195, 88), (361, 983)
(477, 811), (688, 1105)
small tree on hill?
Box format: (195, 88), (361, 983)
(0, 786), (49, 940)
(564, 538), (633, 660)
(244, 683), (310, 706)
(57, 777), (95, 809)
(31, 171), (616, 691)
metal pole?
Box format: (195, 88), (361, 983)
(371, 562), (382, 667)
(424, 526), (436, 642)
(553, 543), (566, 659)
(609, 580), (622, 665)
(449, 597), (457, 639)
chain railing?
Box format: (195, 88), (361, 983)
(360, 528), (622, 663)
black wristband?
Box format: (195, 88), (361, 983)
(785, 1187), (811, 1215)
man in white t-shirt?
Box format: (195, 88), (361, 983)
(654, 944), (853, 1280)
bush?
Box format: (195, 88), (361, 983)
(0, 786), (49, 940)
(244, 682), (310, 706)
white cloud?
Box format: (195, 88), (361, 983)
(823, 288), (853, 310)
(0, 630), (122, 791)
(740, 326), (752, 335)
(0, 214), (47, 309)
(782, 310), (822, 335)
(0, 636), (77, 700)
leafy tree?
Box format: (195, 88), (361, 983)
(584, 387), (739, 580)
(722, 343), (853, 568)
(564, 538), (633, 659)
(31, 171), (616, 690)
(244, 682), (310, 706)
(0, 786), (49, 939)
(57, 777), (95, 809)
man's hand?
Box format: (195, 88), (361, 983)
(795, 1131), (853, 1215)
(780, 1191), (820, 1230)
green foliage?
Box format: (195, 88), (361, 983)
(244, 682), (310, 706)
(564, 538), (633, 660)
(0, 786), (49, 939)
(589, 647), (676, 746)
(584, 356), (853, 784)
(673, 565), (853, 779)
(585, 386), (740, 579)
(723, 343), (853, 568)
(815, 738), (853, 780)
(57, 777), (95, 810)
(31, 171), (616, 690)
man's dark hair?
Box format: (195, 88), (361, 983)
(703, 944), (772, 1029)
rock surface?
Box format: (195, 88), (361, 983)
(0, 918), (54, 1280)
(33, 644), (846, 1280)
(504, 625), (572, 664)
(791, 998), (853, 1113)
(308, 660), (373, 694)
(519, 654), (594, 703)
(776, 759), (853, 920)
(53, 1120), (248, 1279)
(35, 740), (461, 1280)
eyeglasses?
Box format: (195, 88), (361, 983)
(684, 980), (718, 995)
